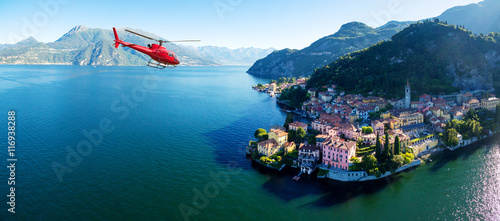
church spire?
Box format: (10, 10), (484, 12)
(407, 78), (409, 87)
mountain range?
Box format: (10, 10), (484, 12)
(0, 26), (274, 66)
(307, 20), (500, 97)
(247, 21), (413, 78)
(438, 0), (500, 35)
(248, 0), (500, 79)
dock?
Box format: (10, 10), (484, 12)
(293, 172), (303, 181)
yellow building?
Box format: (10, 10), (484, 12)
(283, 142), (296, 154)
(269, 129), (288, 146)
(481, 97), (499, 112)
(391, 111), (424, 127)
(383, 131), (411, 154)
(381, 111), (391, 119)
(257, 139), (280, 157)
(269, 83), (277, 92)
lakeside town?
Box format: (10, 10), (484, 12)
(248, 78), (500, 181)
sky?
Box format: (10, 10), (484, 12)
(0, 0), (483, 50)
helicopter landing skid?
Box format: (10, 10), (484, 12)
(147, 59), (177, 69)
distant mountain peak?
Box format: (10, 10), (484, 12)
(438, 0), (500, 34)
(16, 36), (38, 45)
(332, 22), (375, 38)
(68, 25), (88, 33)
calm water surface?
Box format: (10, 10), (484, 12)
(0, 65), (498, 221)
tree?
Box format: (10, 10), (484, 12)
(306, 135), (317, 144)
(384, 123), (391, 132)
(444, 128), (459, 146)
(350, 156), (361, 164)
(495, 104), (500, 124)
(403, 152), (414, 165)
(296, 127), (306, 143)
(361, 154), (378, 174)
(465, 108), (479, 121)
(283, 113), (294, 130)
(340, 134), (346, 140)
(287, 130), (296, 142)
(375, 132), (382, 159)
(385, 103), (394, 110)
(357, 137), (364, 146)
(394, 136), (401, 155)
(254, 128), (268, 141)
(383, 132), (391, 161)
(390, 155), (404, 171)
(362, 126), (374, 134)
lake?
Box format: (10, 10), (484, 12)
(0, 65), (498, 221)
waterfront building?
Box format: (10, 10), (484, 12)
(320, 136), (357, 171)
(257, 139), (280, 157)
(298, 144), (320, 174)
(269, 83), (277, 92)
(269, 129), (288, 146)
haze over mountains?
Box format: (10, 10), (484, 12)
(0, 26), (274, 66)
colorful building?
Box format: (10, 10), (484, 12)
(289, 121), (308, 132)
(298, 144), (320, 174)
(268, 129), (288, 146)
(320, 136), (357, 171)
(257, 139), (280, 157)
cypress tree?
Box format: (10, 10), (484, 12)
(283, 113), (294, 131)
(383, 132), (390, 161)
(375, 132), (381, 159)
(394, 136), (401, 155)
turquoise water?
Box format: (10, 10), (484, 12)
(0, 65), (498, 221)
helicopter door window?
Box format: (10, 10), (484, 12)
(168, 52), (173, 57)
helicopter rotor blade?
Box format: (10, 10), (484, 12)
(125, 29), (159, 42)
(125, 29), (200, 44)
(161, 40), (201, 43)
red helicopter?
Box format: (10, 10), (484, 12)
(112, 27), (199, 69)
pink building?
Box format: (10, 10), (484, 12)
(338, 123), (359, 140)
(320, 136), (357, 170)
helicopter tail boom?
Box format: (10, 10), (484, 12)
(113, 27), (121, 48)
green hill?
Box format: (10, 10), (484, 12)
(307, 20), (500, 98)
(247, 21), (413, 78)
